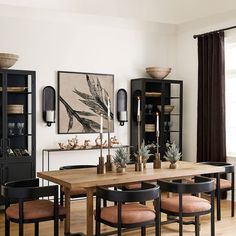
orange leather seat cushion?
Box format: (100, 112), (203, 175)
(61, 186), (87, 196)
(98, 203), (156, 224)
(214, 178), (232, 190)
(161, 195), (211, 214)
(6, 200), (66, 220)
(124, 183), (142, 190)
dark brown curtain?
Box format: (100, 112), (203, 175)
(197, 32), (226, 162)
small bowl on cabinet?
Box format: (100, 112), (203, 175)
(146, 67), (171, 79)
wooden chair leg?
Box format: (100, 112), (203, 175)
(60, 187), (64, 206)
(195, 216), (200, 236)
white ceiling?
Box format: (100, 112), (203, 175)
(1, 0), (236, 24)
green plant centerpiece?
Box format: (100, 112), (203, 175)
(113, 147), (130, 173)
(163, 141), (182, 169)
(136, 140), (152, 168)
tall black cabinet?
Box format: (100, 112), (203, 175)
(0, 69), (36, 194)
(130, 78), (183, 161)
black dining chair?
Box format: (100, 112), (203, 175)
(59, 164), (96, 206)
(1, 178), (66, 236)
(200, 161), (234, 220)
(157, 176), (215, 236)
(95, 182), (160, 236)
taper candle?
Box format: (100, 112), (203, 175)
(156, 112), (159, 136)
(107, 97), (110, 118)
(100, 114), (103, 133)
(137, 96), (140, 121)
(107, 98), (111, 155)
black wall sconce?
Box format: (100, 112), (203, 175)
(42, 86), (56, 127)
(117, 89), (128, 126)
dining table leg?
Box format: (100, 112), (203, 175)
(86, 188), (95, 236)
(64, 188), (71, 235)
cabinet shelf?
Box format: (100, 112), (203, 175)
(8, 134), (32, 138)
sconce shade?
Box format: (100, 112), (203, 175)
(117, 89), (128, 126)
(42, 86), (56, 126)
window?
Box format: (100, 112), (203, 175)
(225, 33), (236, 157)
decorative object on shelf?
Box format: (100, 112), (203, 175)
(110, 136), (119, 146)
(117, 89), (128, 126)
(136, 140), (152, 168)
(0, 53), (19, 69)
(164, 141), (182, 169)
(7, 104), (24, 114)
(95, 135), (107, 147)
(0, 87), (27, 92)
(147, 104), (153, 114)
(58, 71), (114, 134)
(145, 124), (155, 132)
(113, 146), (129, 173)
(58, 136), (81, 150)
(97, 114), (106, 174)
(16, 122), (24, 135)
(145, 67), (171, 79)
(8, 123), (15, 136)
(145, 92), (162, 97)
(42, 86), (56, 127)
(157, 105), (175, 114)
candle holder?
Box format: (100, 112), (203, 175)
(106, 154), (115, 172)
(153, 152), (161, 169)
(135, 155), (143, 172)
(97, 133), (106, 174)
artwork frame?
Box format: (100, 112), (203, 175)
(57, 71), (114, 134)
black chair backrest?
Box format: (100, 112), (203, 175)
(59, 165), (96, 170)
(1, 178), (58, 200)
(200, 162), (235, 174)
(157, 176), (214, 194)
(96, 182), (160, 203)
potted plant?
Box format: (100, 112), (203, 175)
(163, 141), (182, 169)
(113, 147), (130, 173)
(136, 140), (152, 168)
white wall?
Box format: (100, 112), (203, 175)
(0, 6), (177, 172)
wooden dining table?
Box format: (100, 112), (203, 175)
(37, 161), (225, 236)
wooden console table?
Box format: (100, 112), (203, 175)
(41, 145), (129, 175)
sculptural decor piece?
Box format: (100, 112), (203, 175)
(58, 71), (114, 134)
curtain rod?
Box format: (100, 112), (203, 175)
(193, 25), (236, 39)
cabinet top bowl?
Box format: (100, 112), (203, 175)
(146, 68), (171, 79)
(0, 53), (19, 69)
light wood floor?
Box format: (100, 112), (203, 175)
(0, 198), (235, 236)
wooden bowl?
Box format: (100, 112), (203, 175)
(0, 53), (19, 69)
(146, 67), (171, 79)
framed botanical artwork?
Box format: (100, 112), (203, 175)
(57, 71), (114, 134)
